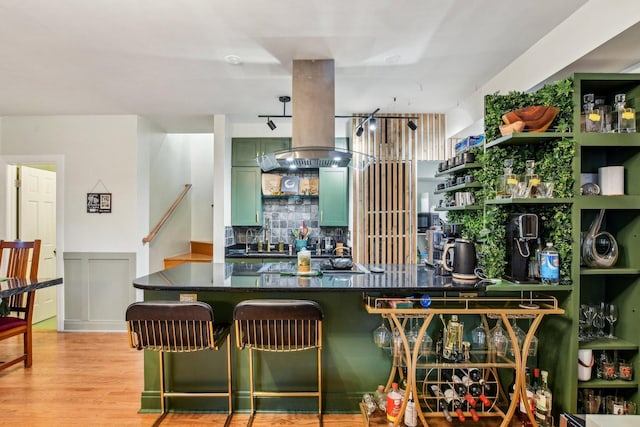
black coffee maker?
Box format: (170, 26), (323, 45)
(504, 213), (539, 283)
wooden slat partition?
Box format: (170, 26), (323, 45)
(352, 113), (446, 264)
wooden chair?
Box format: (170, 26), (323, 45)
(0, 239), (41, 372)
(126, 301), (233, 427)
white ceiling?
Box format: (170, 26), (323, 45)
(2, 0), (638, 133)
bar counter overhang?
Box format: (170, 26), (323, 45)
(132, 262), (482, 414)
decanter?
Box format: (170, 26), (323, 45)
(497, 159), (517, 199)
(583, 93), (599, 132)
(523, 160), (539, 198)
(613, 93), (636, 133)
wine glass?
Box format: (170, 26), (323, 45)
(373, 320), (391, 348)
(605, 304), (618, 339)
(593, 303), (606, 338)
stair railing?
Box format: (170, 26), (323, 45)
(142, 184), (192, 244)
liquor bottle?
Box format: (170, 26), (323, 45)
(613, 93), (636, 133)
(540, 242), (560, 285)
(535, 371), (553, 427)
(497, 158), (518, 198)
(523, 159), (540, 198)
(428, 384), (453, 422)
(511, 368), (533, 426)
(374, 384), (387, 412)
(403, 392), (418, 427)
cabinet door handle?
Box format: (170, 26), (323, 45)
(320, 211), (323, 222)
(256, 212), (259, 223)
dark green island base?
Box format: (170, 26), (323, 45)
(132, 261), (496, 414)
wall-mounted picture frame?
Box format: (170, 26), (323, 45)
(87, 193), (112, 213)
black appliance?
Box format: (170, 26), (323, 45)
(442, 238), (477, 281)
(504, 213), (539, 283)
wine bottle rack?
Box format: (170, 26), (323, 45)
(363, 294), (564, 427)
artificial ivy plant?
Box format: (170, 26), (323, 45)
(450, 77), (575, 282)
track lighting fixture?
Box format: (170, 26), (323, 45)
(266, 118), (276, 130)
(356, 126), (364, 137)
(408, 120), (417, 131)
(369, 117), (376, 131)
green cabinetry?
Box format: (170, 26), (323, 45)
(319, 167), (348, 226)
(570, 73), (640, 413)
(231, 167), (262, 226)
(232, 137), (290, 166)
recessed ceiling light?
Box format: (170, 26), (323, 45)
(224, 55), (242, 65)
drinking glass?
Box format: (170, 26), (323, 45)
(605, 304), (618, 339)
(593, 303), (606, 337)
(406, 318), (419, 351)
(581, 304), (597, 340)
(373, 320), (391, 348)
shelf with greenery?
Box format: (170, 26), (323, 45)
(433, 182), (482, 194)
(485, 197), (573, 205)
(485, 132), (574, 149)
(484, 281), (573, 293)
(434, 162), (482, 177)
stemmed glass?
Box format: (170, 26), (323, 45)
(593, 303), (606, 338)
(605, 304), (618, 339)
(373, 319), (391, 348)
(406, 318), (419, 352)
(582, 304), (597, 340)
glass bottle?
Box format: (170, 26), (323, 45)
(497, 159), (517, 199)
(540, 242), (560, 285)
(523, 159), (540, 198)
(595, 97), (612, 132)
(403, 391), (418, 427)
(535, 370), (553, 427)
(428, 384), (453, 422)
(613, 93), (636, 133)
(374, 385), (387, 413)
(583, 93), (600, 132)
(443, 315), (463, 360)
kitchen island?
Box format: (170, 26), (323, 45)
(132, 261), (484, 414)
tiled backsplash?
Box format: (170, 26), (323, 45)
(233, 196), (347, 246)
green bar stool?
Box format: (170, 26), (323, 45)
(126, 301), (232, 427)
(233, 299), (324, 426)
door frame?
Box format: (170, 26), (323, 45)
(1, 154), (65, 331)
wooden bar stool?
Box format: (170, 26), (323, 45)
(125, 301), (232, 427)
(233, 299), (323, 426)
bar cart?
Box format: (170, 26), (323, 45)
(360, 293), (564, 427)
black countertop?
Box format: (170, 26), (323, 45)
(133, 261), (484, 293)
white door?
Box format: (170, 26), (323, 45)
(19, 165), (57, 323)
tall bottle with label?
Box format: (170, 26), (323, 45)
(540, 242), (560, 285)
(535, 371), (553, 427)
(386, 382), (403, 424)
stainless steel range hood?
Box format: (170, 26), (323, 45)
(256, 59), (374, 172)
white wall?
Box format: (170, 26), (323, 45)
(1, 116), (139, 252)
(147, 133), (192, 272)
(189, 133), (214, 241)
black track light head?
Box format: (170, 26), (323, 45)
(356, 126), (364, 137)
(408, 120), (417, 131)
(267, 118), (276, 130)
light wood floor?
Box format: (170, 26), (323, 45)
(0, 331), (514, 426)
(0, 331), (364, 426)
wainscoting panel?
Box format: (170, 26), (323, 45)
(63, 252), (136, 331)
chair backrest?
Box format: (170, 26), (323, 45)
(125, 301), (218, 352)
(0, 240), (41, 319)
(0, 239), (41, 280)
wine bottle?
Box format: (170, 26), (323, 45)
(465, 399), (480, 422)
(468, 367), (491, 391)
(428, 384), (453, 422)
(449, 371), (477, 407)
(535, 370), (553, 427)
(441, 383), (466, 422)
(467, 378), (492, 407)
